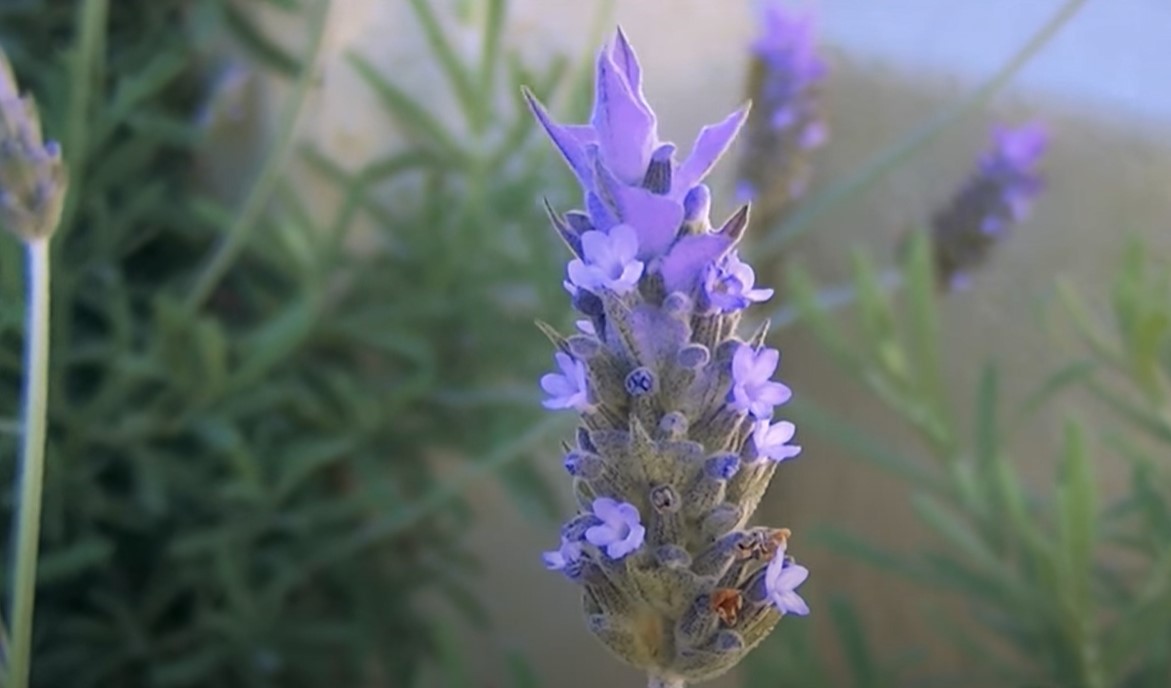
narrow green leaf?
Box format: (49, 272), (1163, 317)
(273, 437), (359, 501)
(974, 363), (1000, 468)
(912, 494), (998, 569)
(36, 538), (114, 584)
(505, 649), (540, 688)
(904, 231), (945, 417)
(478, 0), (507, 109)
(829, 596), (879, 688)
(1057, 419), (1096, 613)
(349, 52), (464, 162)
(1010, 359), (1098, 436)
(790, 397), (940, 492)
(221, 2), (300, 77)
(406, 0), (482, 131)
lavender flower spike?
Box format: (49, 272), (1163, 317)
(736, 0), (828, 227)
(929, 122), (1048, 289)
(530, 28), (808, 686)
(0, 48), (67, 242)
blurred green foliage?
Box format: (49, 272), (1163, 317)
(741, 233), (1171, 687)
(0, 0), (582, 686)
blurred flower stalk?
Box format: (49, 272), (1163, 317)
(0, 45), (68, 688)
(527, 29), (808, 687)
(736, 0), (828, 229)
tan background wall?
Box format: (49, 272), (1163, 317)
(216, 1), (1171, 686)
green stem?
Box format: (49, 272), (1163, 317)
(8, 239), (53, 688)
(183, 0), (330, 312)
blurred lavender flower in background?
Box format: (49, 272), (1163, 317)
(528, 28), (808, 687)
(736, 0), (827, 228)
(0, 49), (66, 243)
(929, 123), (1048, 289)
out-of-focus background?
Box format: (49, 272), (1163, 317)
(1, 1), (1169, 687)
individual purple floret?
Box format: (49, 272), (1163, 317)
(567, 225), (645, 294)
(584, 498), (646, 559)
(529, 28), (807, 685)
(729, 344), (793, 419)
(541, 352), (590, 411)
(765, 546), (811, 616)
(752, 419), (802, 462)
(703, 252), (775, 312)
(543, 538), (584, 573)
(929, 123), (1048, 289)
(736, 0), (828, 227)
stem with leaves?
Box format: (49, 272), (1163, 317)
(8, 239), (53, 688)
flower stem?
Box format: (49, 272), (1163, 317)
(8, 239), (52, 688)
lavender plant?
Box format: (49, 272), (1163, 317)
(0, 1), (580, 686)
(736, 0), (828, 229)
(527, 30), (809, 687)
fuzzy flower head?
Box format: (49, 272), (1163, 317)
(541, 352), (589, 411)
(929, 122), (1048, 289)
(737, 1), (827, 225)
(752, 419), (801, 462)
(765, 547), (810, 616)
(0, 48), (67, 243)
(585, 498), (645, 560)
(703, 252), (775, 312)
(530, 29), (810, 682)
(729, 344), (793, 419)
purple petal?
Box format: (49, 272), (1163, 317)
(611, 28), (643, 97)
(585, 525), (613, 547)
(674, 105), (750, 196)
(778, 591), (810, 616)
(524, 89), (590, 184)
(592, 497), (619, 522)
(615, 187), (684, 259)
(591, 51), (656, 184)
(777, 563), (810, 589)
(661, 233), (733, 294)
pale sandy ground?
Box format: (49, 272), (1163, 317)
(212, 1), (1171, 686)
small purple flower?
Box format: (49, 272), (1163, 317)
(703, 252), (774, 312)
(585, 497), (645, 559)
(929, 122), (1048, 289)
(729, 344), (792, 419)
(541, 352), (590, 411)
(765, 547), (810, 616)
(567, 225), (644, 295)
(752, 419), (801, 462)
(543, 538), (584, 572)
(575, 319), (596, 336)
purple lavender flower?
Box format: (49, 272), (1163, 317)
(703, 252), (775, 312)
(543, 538), (584, 572)
(765, 547), (810, 616)
(585, 497), (645, 559)
(566, 225), (644, 294)
(729, 344), (792, 419)
(541, 352), (589, 411)
(736, 0), (827, 226)
(752, 419), (802, 462)
(530, 29), (809, 683)
(929, 122), (1048, 289)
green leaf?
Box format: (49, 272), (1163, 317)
(220, 2), (300, 77)
(829, 596), (879, 688)
(349, 52), (464, 162)
(504, 648), (540, 688)
(272, 437), (359, 502)
(1056, 419), (1096, 612)
(790, 397), (939, 492)
(904, 231), (945, 416)
(36, 538), (114, 584)
(406, 0), (482, 131)
(1010, 359), (1098, 436)
(974, 363), (1000, 469)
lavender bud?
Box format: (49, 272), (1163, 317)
(0, 50), (67, 243)
(625, 367), (656, 396)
